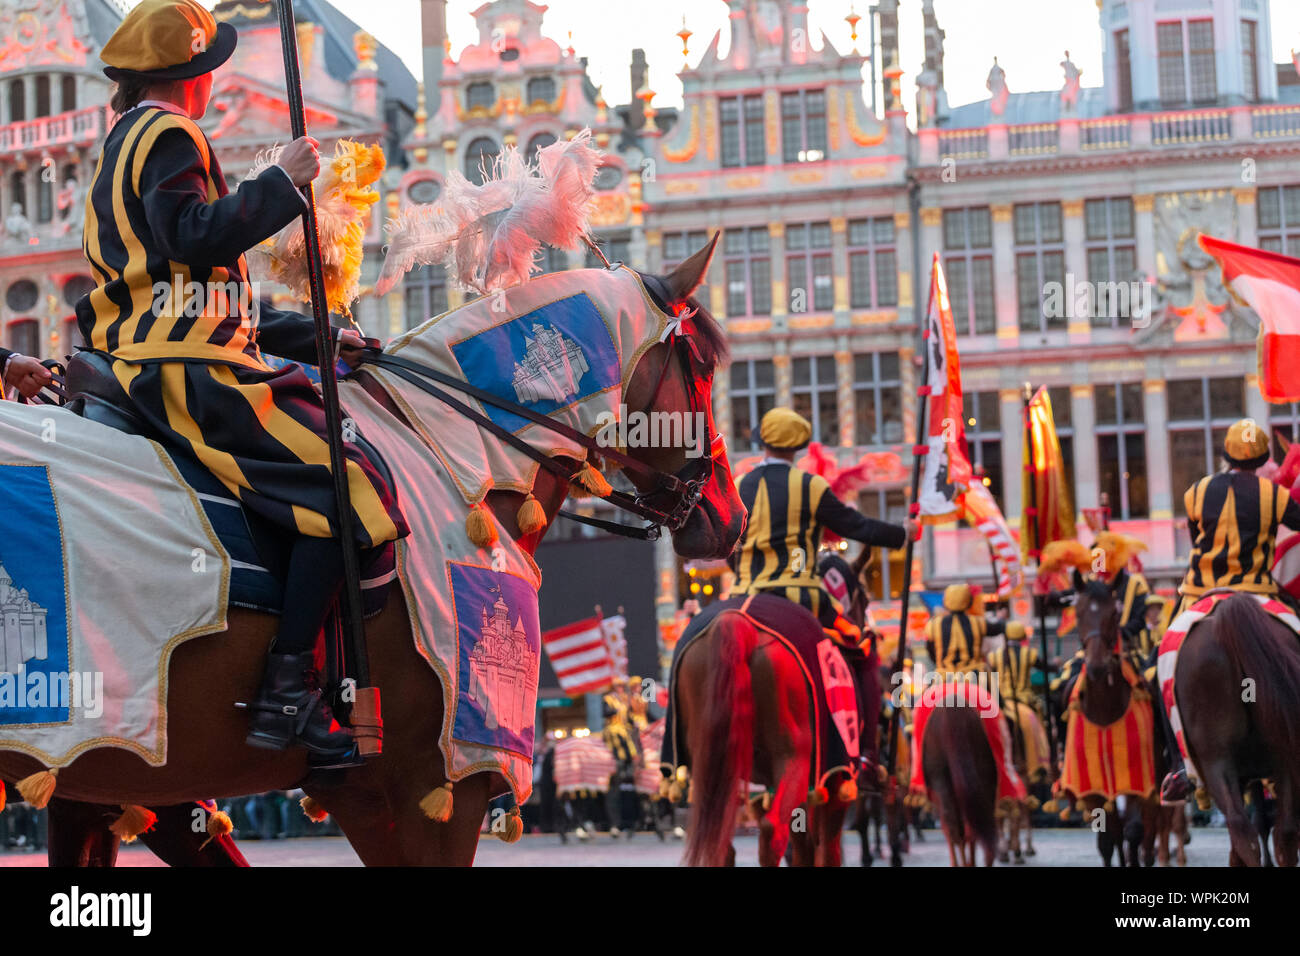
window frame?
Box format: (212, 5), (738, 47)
(784, 221), (834, 313)
(719, 93), (766, 169)
(1014, 201), (1066, 334)
(780, 88), (828, 164)
(852, 352), (903, 446)
(1095, 382), (1149, 520)
(1084, 197), (1137, 328)
(730, 358), (776, 451)
(943, 207), (996, 336)
(848, 217), (898, 309)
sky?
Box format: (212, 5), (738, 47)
(318, 0), (1300, 113)
(128, 1), (1300, 113)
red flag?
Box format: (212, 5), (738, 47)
(542, 615), (612, 696)
(1199, 233), (1300, 401)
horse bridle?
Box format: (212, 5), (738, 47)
(362, 304), (721, 541)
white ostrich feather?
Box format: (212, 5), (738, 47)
(375, 129), (603, 298)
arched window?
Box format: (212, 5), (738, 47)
(62, 275), (95, 308)
(61, 75), (76, 112)
(525, 132), (556, 164)
(35, 75), (51, 117)
(465, 81), (495, 111)
(5, 279), (39, 313)
(8, 79), (24, 123)
(526, 76), (556, 105)
(463, 137), (499, 186)
(6, 319), (40, 358)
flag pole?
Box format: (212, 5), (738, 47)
(1022, 384), (1058, 770)
(274, 0), (378, 751)
(884, 256), (935, 781)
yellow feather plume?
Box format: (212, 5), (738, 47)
(1039, 539), (1092, 575)
(247, 140), (386, 317)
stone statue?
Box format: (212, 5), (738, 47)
(986, 56), (1009, 117)
(57, 175), (84, 235)
(5, 203), (32, 245)
(1061, 51), (1082, 114)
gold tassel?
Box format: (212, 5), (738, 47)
(466, 507), (497, 549)
(496, 807), (524, 843)
(199, 809), (234, 850)
(1026, 795), (1041, 811)
(16, 768), (58, 809)
(1195, 786), (1213, 812)
(517, 494), (547, 534)
(657, 777), (673, 800)
(1042, 798), (1059, 814)
(837, 779), (858, 804)
(109, 805), (158, 844)
(667, 781), (683, 802)
(808, 786), (829, 806)
(300, 795), (330, 823)
(761, 791), (773, 811)
(1059, 806), (1072, 821)
(1103, 799), (1116, 813)
(0, 780), (5, 814)
(420, 782), (454, 822)
(570, 463), (612, 498)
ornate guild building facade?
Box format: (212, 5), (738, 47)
(5, 0), (1300, 618)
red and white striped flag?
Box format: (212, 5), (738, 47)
(1199, 233), (1300, 401)
(542, 615), (613, 696)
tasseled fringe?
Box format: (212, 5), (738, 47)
(16, 768), (58, 809)
(300, 795), (330, 823)
(1041, 798), (1059, 814)
(807, 786), (829, 807)
(199, 809), (234, 850)
(1026, 795), (1041, 811)
(1195, 786), (1213, 812)
(517, 494), (547, 534)
(570, 462), (612, 498)
(1103, 799), (1117, 813)
(1059, 805), (1073, 821)
(837, 778), (858, 804)
(420, 782), (454, 822)
(495, 807), (523, 843)
(466, 506), (498, 549)
(109, 805), (158, 844)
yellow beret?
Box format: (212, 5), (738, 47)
(1223, 419), (1270, 467)
(102, 0), (235, 81)
(1005, 621), (1027, 639)
(943, 583), (972, 612)
(759, 407), (812, 450)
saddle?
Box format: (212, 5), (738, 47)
(64, 350), (394, 615)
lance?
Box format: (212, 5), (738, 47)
(1022, 384), (1058, 771)
(883, 254), (936, 783)
(273, 0), (379, 753)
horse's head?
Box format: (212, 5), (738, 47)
(817, 548), (872, 632)
(1073, 569), (1123, 684)
(623, 235), (745, 559)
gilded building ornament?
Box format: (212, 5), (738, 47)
(662, 103), (700, 163)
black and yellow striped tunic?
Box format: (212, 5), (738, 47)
(989, 642), (1038, 707)
(1178, 471), (1300, 604)
(732, 461), (906, 625)
(77, 105), (406, 547)
(925, 611), (995, 675)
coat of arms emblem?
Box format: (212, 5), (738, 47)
(511, 322), (590, 404)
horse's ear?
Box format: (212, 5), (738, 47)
(664, 231), (720, 302)
(1071, 568), (1086, 593)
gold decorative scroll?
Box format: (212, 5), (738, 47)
(662, 103), (700, 163)
(846, 91), (886, 147)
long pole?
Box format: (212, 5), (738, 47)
(275, 0), (370, 693)
(884, 266), (932, 780)
(1022, 385), (1058, 770)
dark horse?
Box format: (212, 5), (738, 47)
(920, 696), (999, 867)
(1070, 573), (1157, 867)
(0, 244), (745, 866)
(1174, 593), (1300, 866)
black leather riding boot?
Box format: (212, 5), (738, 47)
(245, 653), (362, 768)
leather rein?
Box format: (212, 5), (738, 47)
(360, 320), (721, 542)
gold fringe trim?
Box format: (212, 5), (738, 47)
(517, 494), (547, 534)
(495, 807), (524, 843)
(199, 809), (234, 850)
(300, 795), (330, 822)
(570, 463), (612, 498)
(466, 506), (498, 548)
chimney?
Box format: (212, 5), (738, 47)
(421, 0), (449, 97)
(629, 48), (647, 131)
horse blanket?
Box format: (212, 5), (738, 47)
(1057, 657), (1157, 803)
(909, 676), (1027, 803)
(0, 402), (228, 767)
(1156, 591), (1300, 786)
(1003, 699), (1050, 782)
(662, 593), (861, 792)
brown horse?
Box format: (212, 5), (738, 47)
(1174, 593), (1300, 866)
(920, 700), (999, 867)
(1070, 574), (1157, 867)
(0, 246), (745, 866)
(675, 552), (875, 867)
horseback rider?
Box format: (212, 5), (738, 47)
(988, 620), (1039, 714)
(730, 407), (916, 626)
(80, 0), (409, 767)
(1160, 418), (1300, 802)
(0, 349), (53, 401)
(925, 583), (1005, 675)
